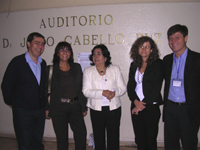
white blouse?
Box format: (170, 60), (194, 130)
(135, 68), (144, 101)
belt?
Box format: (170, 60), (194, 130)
(168, 100), (186, 106)
(61, 97), (78, 104)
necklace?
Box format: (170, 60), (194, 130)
(97, 67), (106, 75)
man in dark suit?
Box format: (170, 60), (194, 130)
(163, 24), (200, 150)
(1, 32), (47, 150)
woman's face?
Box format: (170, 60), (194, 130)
(58, 47), (71, 62)
(92, 48), (107, 66)
(138, 41), (152, 59)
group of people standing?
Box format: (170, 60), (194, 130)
(1, 24), (200, 150)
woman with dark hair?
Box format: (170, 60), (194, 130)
(127, 36), (163, 150)
(45, 41), (87, 150)
(83, 44), (126, 150)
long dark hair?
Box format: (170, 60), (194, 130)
(52, 41), (74, 64)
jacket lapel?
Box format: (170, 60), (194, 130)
(167, 54), (173, 79)
(143, 63), (152, 81)
(184, 49), (195, 85)
(40, 60), (46, 85)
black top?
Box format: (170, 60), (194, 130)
(127, 59), (164, 109)
(60, 69), (76, 99)
(1, 53), (47, 110)
(45, 62), (87, 117)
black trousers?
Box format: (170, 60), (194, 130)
(12, 107), (45, 150)
(51, 101), (87, 150)
(131, 104), (160, 150)
(90, 106), (121, 150)
(164, 100), (199, 150)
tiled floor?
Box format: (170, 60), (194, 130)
(0, 137), (165, 150)
(1, 136), (200, 150)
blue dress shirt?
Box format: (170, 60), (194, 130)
(25, 52), (42, 85)
(168, 48), (188, 103)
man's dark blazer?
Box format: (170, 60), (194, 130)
(1, 53), (47, 110)
(127, 59), (164, 109)
(163, 49), (200, 124)
(45, 62), (87, 118)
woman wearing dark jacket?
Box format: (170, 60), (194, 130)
(127, 36), (163, 150)
(45, 41), (87, 150)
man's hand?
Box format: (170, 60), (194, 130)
(82, 111), (88, 117)
(45, 110), (50, 119)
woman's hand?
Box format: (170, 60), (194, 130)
(132, 107), (140, 115)
(134, 99), (146, 111)
(107, 91), (115, 100)
(102, 90), (110, 97)
(102, 90), (115, 100)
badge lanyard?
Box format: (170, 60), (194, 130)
(174, 56), (181, 79)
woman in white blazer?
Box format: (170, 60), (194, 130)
(83, 44), (126, 150)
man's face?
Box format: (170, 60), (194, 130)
(168, 32), (188, 55)
(27, 36), (45, 59)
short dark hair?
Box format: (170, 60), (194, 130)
(89, 44), (112, 67)
(52, 41), (74, 64)
(167, 24), (188, 39)
(26, 32), (46, 49)
(130, 36), (159, 68)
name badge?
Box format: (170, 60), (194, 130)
(172, 79), (182, 87)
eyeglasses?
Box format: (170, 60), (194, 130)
(139, 46), (151, 50)
(59, 49), (70, 52)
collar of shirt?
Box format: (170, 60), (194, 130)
(25, 51), (42, 65)
(173, 47), (188, 62)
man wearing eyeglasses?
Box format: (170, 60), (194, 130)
(1, 32), (46, 150)
(163, 24), (200, 150)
